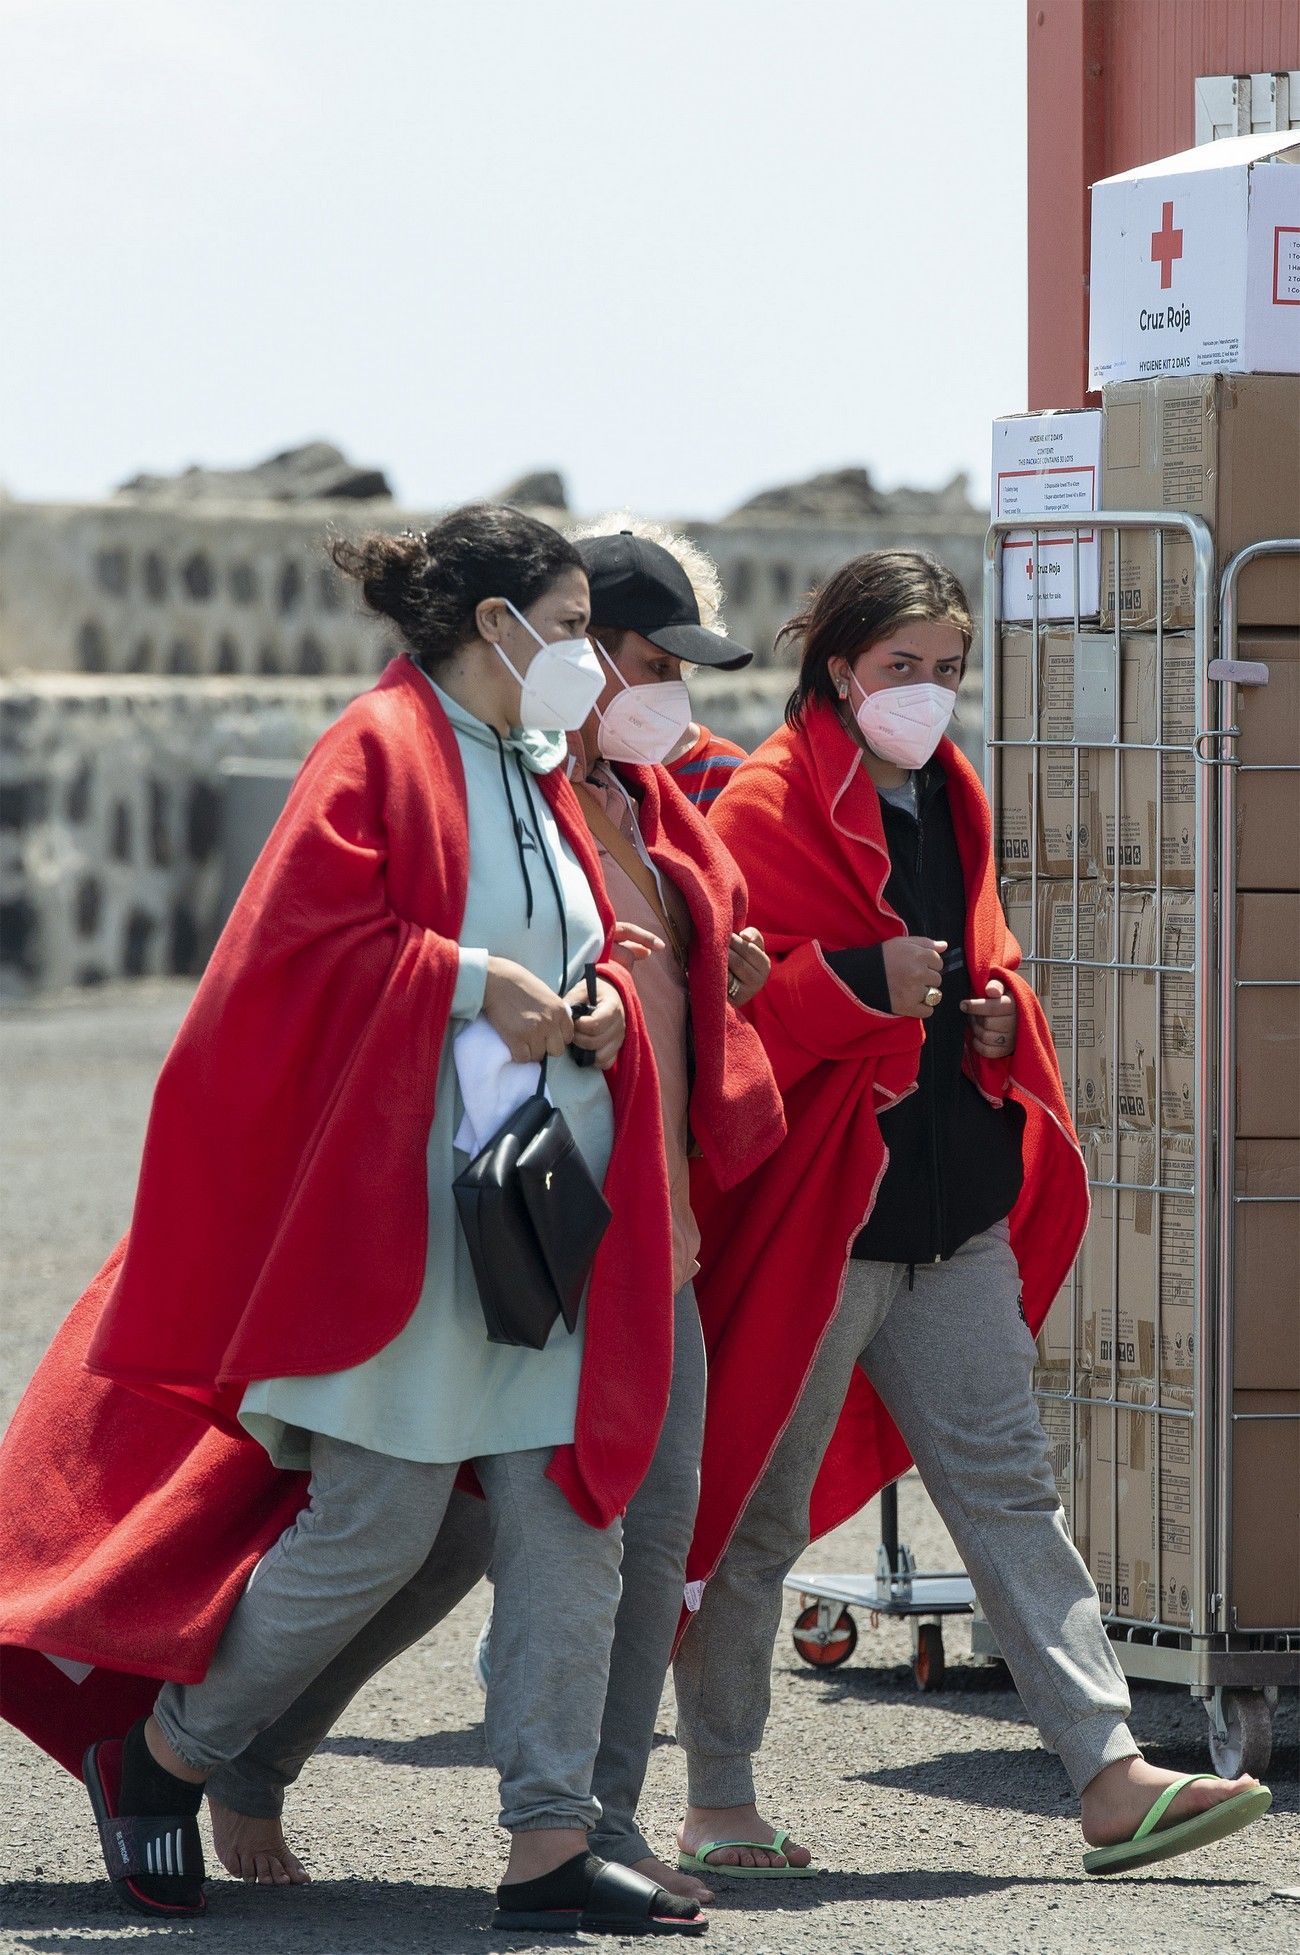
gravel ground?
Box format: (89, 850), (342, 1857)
(1, 984), (1296, 1955)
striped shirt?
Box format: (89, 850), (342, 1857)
(665, 726), (747, 811)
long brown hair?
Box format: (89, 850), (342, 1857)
(781, 550), (973, 729)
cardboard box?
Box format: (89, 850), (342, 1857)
(1088, 1393), (1194, 1626)
(1089, 133), (1300, 387)
(1037, 1388), (1090, 1560)
(1001, 875), (1111, 1130)
(1043, 881), (1111, 1126)
(1039, 632), (1105, 876)
(1079, 1389), (1298, 1631)
(995, 628), (1109, 880)
(1100, 375), (1300, 629)
(1079, 1129), (1196, 1397)
(1236, 892), (1300, 1136)
(1102, 633), (1198, 886)
(1235, 633), (1300, 891)
(1230, 1391), (1300, 1627)
(1010, 629), (1195, 886)
(998, 627), (1296, 891)
(1233, 1139), (1300, 1394)
(1114, 891), (1197, 1130)
(993, 411), (1102, 622)
(993, 632), (1037, 876)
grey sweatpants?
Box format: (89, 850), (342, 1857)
(156, 1439), (622, 1834)
(674, 1227), (1138, 1804)
(203, 1284), (708, 1864)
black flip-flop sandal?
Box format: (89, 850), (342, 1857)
(83, 1738), (207, 1918)
(493, 1857), (707, 1937)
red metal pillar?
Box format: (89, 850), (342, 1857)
(1026, 0), (1106, 410)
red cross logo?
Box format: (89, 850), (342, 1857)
(1151, 200), (1183, 290)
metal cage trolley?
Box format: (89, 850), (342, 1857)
(785, 515), (1299, 1753)
(967, 510), (1300, 1777)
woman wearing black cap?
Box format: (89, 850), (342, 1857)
(571, 517), (751, 813)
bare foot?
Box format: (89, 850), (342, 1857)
(678, 1802), (812, 1871)
(632, 1854), (712, 1904)
(1080, 1756), (1260, 1848)
(207, 1798), (310, 1885)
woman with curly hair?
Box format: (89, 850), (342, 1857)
(1, 504), (708, 1938)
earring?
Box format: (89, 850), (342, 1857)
(837, 679), (849, 699)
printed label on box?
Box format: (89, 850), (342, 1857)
(1274, 226), (1300, 303)
(993, 414), (1102, 622)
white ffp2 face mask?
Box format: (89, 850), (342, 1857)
(851, 676), (957, 770)
(492, 599), (605, 731)
(594, 642), (692, 766)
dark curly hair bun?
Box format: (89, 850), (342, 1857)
(330, 503), (581, 673)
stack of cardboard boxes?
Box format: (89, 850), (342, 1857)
(991, 134), (1299, 1632)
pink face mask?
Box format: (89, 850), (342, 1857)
(850, 674), (957, 769)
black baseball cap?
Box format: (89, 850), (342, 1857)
(577, 532), (753, 671)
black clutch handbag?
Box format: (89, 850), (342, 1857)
(452, 1057), (612, 1349)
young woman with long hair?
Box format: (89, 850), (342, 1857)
(672, 551), (1269, 1883)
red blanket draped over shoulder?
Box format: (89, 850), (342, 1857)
(615, 761), (785, 1188)
(0, 657), (673, 1773)
(684, 702), (1089, 1605)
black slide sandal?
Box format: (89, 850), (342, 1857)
(83, 1738), (207, 1918)
(580, 1862), (708, 1937)
(493, 1857), (707, 1937)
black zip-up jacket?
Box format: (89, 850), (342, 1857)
(824, 759), (1025, 1265)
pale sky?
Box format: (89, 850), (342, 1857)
(0, 0), (1028, 519)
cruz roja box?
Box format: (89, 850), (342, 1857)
(1100, 374), (1300, 630)
(1088, 131), (1300, 388)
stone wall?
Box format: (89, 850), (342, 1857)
(0, 497), (988, 679)
(0, 677), (360, 995)
(0, 668), (800, 998)
(0, 501), (376, 680)
(0, 492), (988, 994)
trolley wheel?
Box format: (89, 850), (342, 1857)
(1206, 1690), (1273, 1780)
(472, 1610), (493, 1695)
(913, 1621), (946, 1691)
(792, 1603), (858, 1669)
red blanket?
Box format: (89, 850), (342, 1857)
(1, 657), (672, 1772)
(616, 761), (785, 1188)
(684, 702), (1089, 1601)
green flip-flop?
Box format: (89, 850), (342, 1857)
(1082, 1774), (1272, 1875)
(678, 1829), (816, 1880)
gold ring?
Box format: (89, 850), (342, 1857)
(923, 986), (942, 1008)
(728, 976), (741, 999)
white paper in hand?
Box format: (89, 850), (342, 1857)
(452, 1016), (550, 1156)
